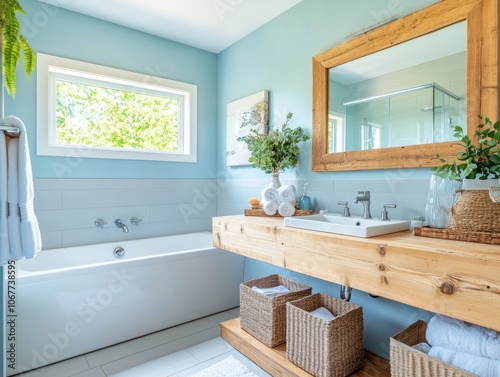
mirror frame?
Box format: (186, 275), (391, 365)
(312, 0), (499, 172)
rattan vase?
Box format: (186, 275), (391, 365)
(448, 180), (500, 232)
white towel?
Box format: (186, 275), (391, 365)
(429, 346), (500, 377)
(0, 132), (9, 265)
(7, 138), (22, 260)
(310, 307), (335, 321)
(278, 201), (295, 217)
(261, 200), (278, 216)
(261, 186), (279, 202)
(0, 116), (42, 261)
(278, 184), (296, 203)
(252, 285), (290, 297)
(426, 314), (500, 361)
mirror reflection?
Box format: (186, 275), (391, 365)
(328, 21), (466, 153)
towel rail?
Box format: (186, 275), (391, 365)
(0, 125), (20, 138)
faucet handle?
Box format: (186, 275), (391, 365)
(94, 218), (107, 228)
(130, 217), (142, 226)
(337, 201), (351, 217)
(379, 204), (396, 221)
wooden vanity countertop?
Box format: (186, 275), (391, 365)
(213, 215), (500, 332)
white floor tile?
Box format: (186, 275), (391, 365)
(14, 356), (89, 377)
(109, 350), (199, 377)
(100, 327), (219, 376)
(186, 337), (233, 362)
(73, 368), (107, 377)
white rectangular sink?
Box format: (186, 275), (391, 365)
(284, 213), (410, 238)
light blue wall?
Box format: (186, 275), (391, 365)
(217, 0), (439, 182)
(5, 0), (219, 179)
(216, 0), (441, 358)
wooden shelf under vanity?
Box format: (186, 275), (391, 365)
(221, 317), (390, 377)
(212, 215), (500, 333)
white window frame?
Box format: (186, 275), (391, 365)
(37, 53), (197, 162)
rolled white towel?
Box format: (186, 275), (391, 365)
(429, 346), (500, 377)
(252, 285), (291, 297)
(278, 184), (296, 203)
(261, 187), (279, 202)
(261, 200), (279, 216)
(427, 314), (500, 361)
(310, 307), (335, 321)
(278, 201), (295, 217)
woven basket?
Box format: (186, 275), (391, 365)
(286, 293), (364, 377)
(240, 274), (311, 347)
(448, 189), (500, 233)
(390, 320), (477, 377)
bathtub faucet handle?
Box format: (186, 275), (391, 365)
(94, 219), (107, 228)
(130, 217), (142, 226)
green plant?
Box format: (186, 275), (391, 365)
(432, 115), (500, 180)
(1, 0), (36, 98)
(238, 112), (309, 174)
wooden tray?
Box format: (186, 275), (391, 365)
(413, 226), (500, 245)
(244, 208), (313, 217)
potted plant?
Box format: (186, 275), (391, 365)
(1, 0), (36, 98)
(430, 115), (500, 233)
(432, 115), (500, 183)
(238, 112), (309, 188)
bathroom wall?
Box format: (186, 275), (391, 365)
(6, 0), (218, 180)
(35, 178), (217, 249)
(3, 1), (221, 247)
(216, 0), (441, 358)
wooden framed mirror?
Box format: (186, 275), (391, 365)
(312, 0), (498, 172)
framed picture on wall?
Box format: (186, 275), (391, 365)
(226, 90), (269, 166)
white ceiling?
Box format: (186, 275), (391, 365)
(39, 0), (302, 53)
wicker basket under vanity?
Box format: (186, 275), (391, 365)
(390, 320), (477, 377)
(239, 274), (312, 347)
(286, 293), (364, 377)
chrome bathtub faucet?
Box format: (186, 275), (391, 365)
(353, 191), (372, 219)
(114, 219), (129, 233)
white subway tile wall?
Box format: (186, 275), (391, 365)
(34, 179), (217, 249)
(34, 177), (431, 249)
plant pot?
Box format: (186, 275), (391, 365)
(269, 172), (281, 188)
(449, 178), (500, 233)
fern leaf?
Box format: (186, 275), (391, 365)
(19, 35), (36, 78)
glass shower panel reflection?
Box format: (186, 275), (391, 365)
(342, 83), (462, 152)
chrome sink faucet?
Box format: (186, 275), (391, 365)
(114, 219), (129, 233)
(353, 191), (372, 219)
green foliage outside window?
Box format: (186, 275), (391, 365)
(56, 81), (179, 152)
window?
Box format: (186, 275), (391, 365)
(37, 53), (197, 162)
(328, 114), (344, 152)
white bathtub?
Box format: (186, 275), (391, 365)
(8, 232), (244, 375)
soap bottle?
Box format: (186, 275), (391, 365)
(299, 183), (312, 210)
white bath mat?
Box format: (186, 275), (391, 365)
(189, 355), (259, 377)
